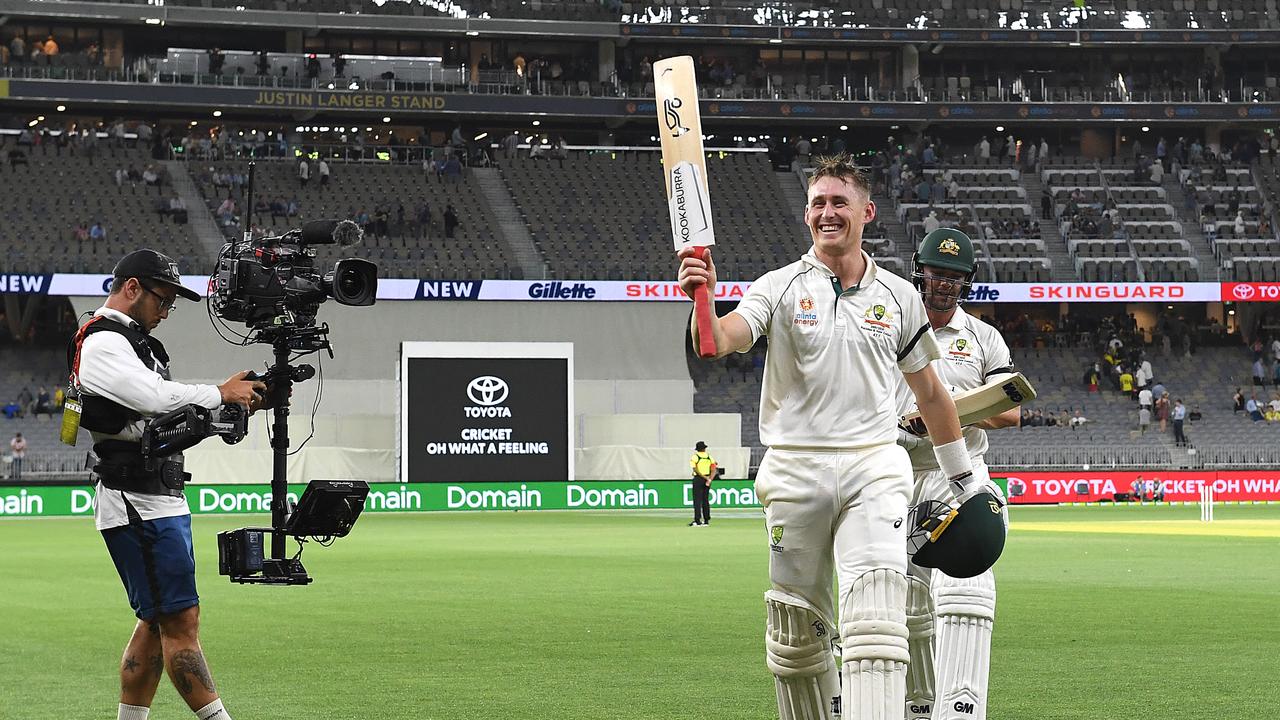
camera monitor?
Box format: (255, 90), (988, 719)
(284, 479), (370, 538)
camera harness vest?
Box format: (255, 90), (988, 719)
(67, 316), (189, 497)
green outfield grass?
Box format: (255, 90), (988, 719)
(2, 504), (1278, 719)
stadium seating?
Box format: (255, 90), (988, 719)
(0, 144), (208, 274)
(500, 151), (816, 281)
(191, 158), (515, 280)
(684, 329), (1280, 473)
(900, 164), (1050, 282)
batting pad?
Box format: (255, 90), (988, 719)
(765, 589), (842, 720)
(904, 571), (937, 720)
(840, 568), (910, 720)
(933, 571), (996, 720)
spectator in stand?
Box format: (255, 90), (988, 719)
(318, 159), (330, 188)
(1138, 405), (1151, 433)
(8, 432), (25, 481)
(1267, 393), (1280, 422)
(444, 154), (463, 184)
(416, 202), (431, 238)
(1084, 363), (1101, 392)
(1172, 399), (1188, 446)
(500, 130), (519, 160)
(1119, 366), (1135, 397)
(1253, 357), (1266, 386)
(923, 210), (940, 235)
(90, 222), (106, 241)
(142, 165), (161, 193)
(1246, 394), (1263, 422)
(1070, 409), (1088, 427)
(1156, 392), (1170, 432)
(168, 195), (187, 224)
(444, 204), (459, 239)
(1138, 386), (1153, 414)
(35, 387), (52, 416)
(3, 400), (20, 419)
(1233, 387), (1246, 413)
(298, 158), (310, 188)
(1234, 210), (1246, 238)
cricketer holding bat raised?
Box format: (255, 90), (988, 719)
(677, 156), (1006, 720)
(893, 228), (1021, 720)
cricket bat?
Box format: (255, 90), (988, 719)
(901, 372), (1038, 435)
(655, 55), (717, 358)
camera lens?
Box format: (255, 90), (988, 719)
(337, 268), (364, 296)
(327, 258), (377, 306)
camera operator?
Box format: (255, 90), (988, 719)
(69, 249), (265, 720)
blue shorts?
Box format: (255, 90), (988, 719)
(102, 513), (200, 620)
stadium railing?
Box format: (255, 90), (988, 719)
(2, 449), (91, 484)
(985, 444), (1174, 471)
(42, 0), (1279, 30)
(4, 58), (1274, 105)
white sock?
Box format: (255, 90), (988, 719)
(196, 698), (232, 720)
(118, 703), (150, 720)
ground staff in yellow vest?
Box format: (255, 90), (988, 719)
(689, 441), (715, 526)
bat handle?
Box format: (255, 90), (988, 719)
(690, 246), (717, 359)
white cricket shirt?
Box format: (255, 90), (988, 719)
(77, 307), (223, 530)
(733, 249), (940, 449)
(892, 306), (1015, 470)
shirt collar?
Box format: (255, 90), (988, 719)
(941, 306), (968, 333)
(802, 248), (878, 291)
(95, 306), (144, 332)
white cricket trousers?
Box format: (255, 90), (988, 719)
(755, 444), (914, 629)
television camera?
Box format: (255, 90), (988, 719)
(145, 162), (378, 585)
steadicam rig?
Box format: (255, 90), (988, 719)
(205, 162), (378, 586)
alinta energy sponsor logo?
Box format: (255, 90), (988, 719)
(794, 296), (819, 327)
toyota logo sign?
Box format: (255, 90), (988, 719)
(1233, 284), (1256, 300)
(1004, 477), (1026, 497)
(467, 376), (509, 406)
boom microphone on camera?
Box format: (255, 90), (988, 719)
(301, 219), (363, 247)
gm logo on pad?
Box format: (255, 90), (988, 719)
(467, 376), (509, 406)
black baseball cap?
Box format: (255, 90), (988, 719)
(113, 249), (200, 301)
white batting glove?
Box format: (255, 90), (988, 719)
(953, 463), (1008, 531)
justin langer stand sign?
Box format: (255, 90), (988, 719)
(399, 342), (573, 484)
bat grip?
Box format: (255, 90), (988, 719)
(690, 246), (717, 359)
